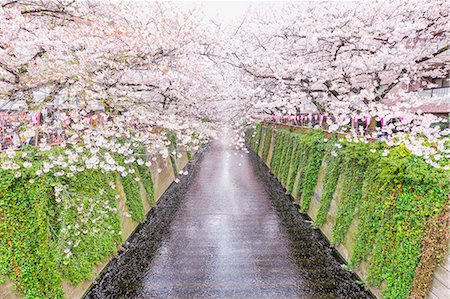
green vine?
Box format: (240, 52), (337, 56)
(315, 135), (342, 227)
(166, 130), (178, 152)
(261, 125), (273, 162)
(279, 132), (295, 186)
(134, 147), (155, 204)
(331, 142), (371, 244)
(0, 149), (126, 298)
(270, 128), (284, 176)
(55, 169), (122, 284)
(295, 131), (325, 212)
(114, 155), (145, 221)
(351, 146), (449, 298)
(166, 130), (179, 176)
(249, 124), (450, 299)
(286, 134), (301, 194)
(0, 169), (63, 299)
(252, 123), (263, 153)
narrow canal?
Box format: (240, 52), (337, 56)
(86, 136), (373, 298)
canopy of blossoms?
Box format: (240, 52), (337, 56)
(0, 0), (449, 170)
(216, 0), (449, 168)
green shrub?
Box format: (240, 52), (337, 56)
(0, 144), (156, 298)
(261, 125), (273, 162)
(315, 135), (342, 226)
(252, 123), (263, 152)
(251, 124), (450, 299)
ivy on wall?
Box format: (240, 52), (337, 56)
(279, 132), (295, 186)
(0, 168), (63, 298)
(113, 154), (145, 221)
(261, 125), (273, 162)
(263, 128), (325, 211)
(0, 146), (156, 298)
(274, 129), (286, 179)
(54, 169), (122, 285)
(134, 146), (155, 204)
(331, 142), (370, 244)
(351, 146), (449, 298)
(269, 128), (283, 175)
(166, 130), (179, 176)
(315, 136), (342, 227)
(297, 132), (325, 213)
(252, 123), (263, 154)
(249, 124), (450, 299)
(120, 167), (145, 221)
(288, 135), (307, 198)
(286, 135), (301, 194)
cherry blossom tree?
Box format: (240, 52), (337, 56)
(0, 0), (225, 208)
(222, 1), (449, 116)
(0, 0), (222, 114)
(0, 0), (221, 154)
(0, 0), (449, 168)
(213, 0), (449, 168)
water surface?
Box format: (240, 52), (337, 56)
(86, 137), (372, 298)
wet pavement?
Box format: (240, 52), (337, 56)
(86, 135), (373, 298)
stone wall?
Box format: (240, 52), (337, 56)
(257, 125), (449, 299)
(0, 152), (191, 299)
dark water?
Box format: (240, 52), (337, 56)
(85, 137), (373, 298)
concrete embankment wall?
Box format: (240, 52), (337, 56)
(251, 124), (449, 299)
(0, 152), (191, 299)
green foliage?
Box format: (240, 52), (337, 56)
(166, 130), (179, 176)
(279, 132), (295, 186)
(351, 146), (449, 298)
(315, 136), (342, 227)
(261, 125), (273, 162)
(166, 130), (178, 152)
(200, 116), (211, 123)
(273, 129), (286, 177)
(0, 169), (63, 299)
(286, 135), (301, 194)
(113, 155), (145, 221)
(268, 128), (325, 210)
(169, 155), (178, 177)
(54, 169), (122, 285)
(290, 135), (309, 198)
(270, 129), (285, 176)
(134, 147), (155, 204)
(331, 142), (371, 244)
(288, 130), (325, 212)
(252, 123), (263, 153)
(120, 167), (145, 221)
(0, 145), (156, 298)
(252, 123), (450, 299)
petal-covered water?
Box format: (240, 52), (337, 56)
(86, 137), (373, 298)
